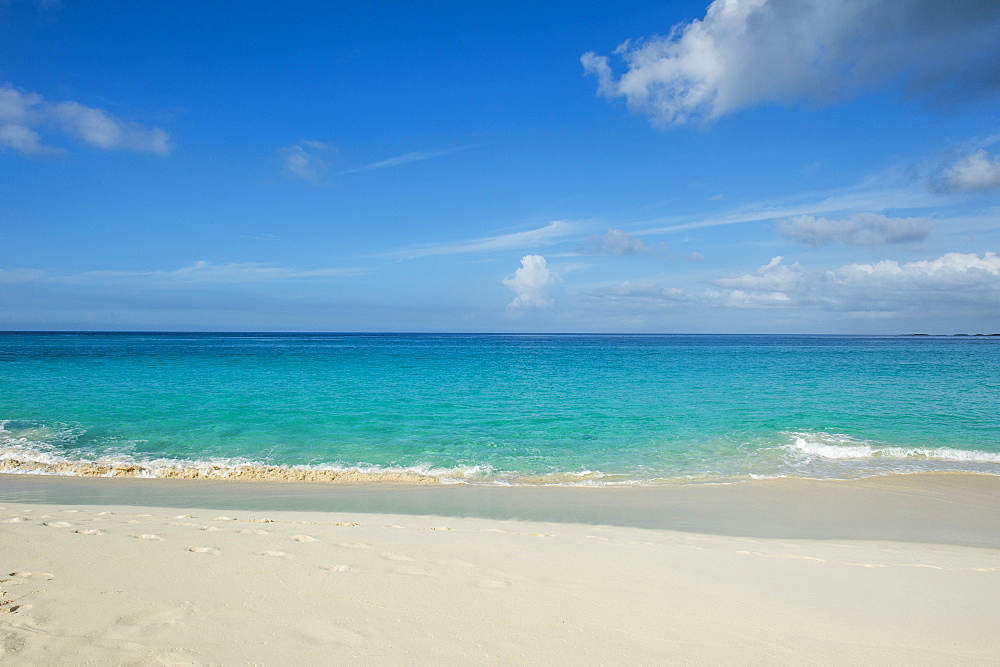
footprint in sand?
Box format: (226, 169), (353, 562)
(2, 517), (24, 524)
(61, 509), (80, 513)
(320, 564), (351, 572)
(200, 526), (221, 532)
(9, 572), (53, 579)
(187, 547), (220, 555)
(237, 528), (270, 535)
(292, 535), (319, 543)
(42, 521), (73, 528)
(380, 552), (414, 562)
(132, 534), (164, 541)
(173, 514), (194, 519)
(96, 511), (114, 516)
(74, 529), (105, 536)
(212, 516), (237, 522)
(259, 551), (291, 558)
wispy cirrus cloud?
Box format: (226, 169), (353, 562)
(341, 145), (474, 175)
(84, 261), (367, 283)
(0, 85), (172, 156)
(638, 182), (943, 236)
(380, 220), (579, 260)
(2, 261), (367, 286)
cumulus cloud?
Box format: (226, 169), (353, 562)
(503, 255), (558, 312)
(583, 228), (647, 256)
(776, 213), (929, 246)
(281, 140), (335, 182)
(0, 85), (172, 155)
(582, 0), (1000, 127)
(932, 149), (1000, 193)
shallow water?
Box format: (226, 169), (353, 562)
(1, 332), (998, 484)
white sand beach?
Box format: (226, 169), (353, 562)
(2, 473), (999, 663)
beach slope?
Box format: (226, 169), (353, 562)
(2, 475), (999, 663)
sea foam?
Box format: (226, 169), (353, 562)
(786, 432), (1000, 463)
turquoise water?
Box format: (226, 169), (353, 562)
(1, 332), (998, 484)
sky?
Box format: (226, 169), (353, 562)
(1, 0), (999, 334)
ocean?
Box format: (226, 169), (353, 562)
(1, 332), (998, 485)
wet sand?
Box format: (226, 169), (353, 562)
(1, 473), (999, 663)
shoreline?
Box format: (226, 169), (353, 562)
(2, 470), (999, 547)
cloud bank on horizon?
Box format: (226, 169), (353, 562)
(1, 0), (999, 333)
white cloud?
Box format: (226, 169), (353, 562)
(934, 149), (1000, 193)
(0, 85), (171, 155)
(713, 252), (1000, 312)
(341, 145), (473, 174)
(48, 101), (171, 154)
(776, 213), (929, 246)
(588, 252), (1000, 318)
(383, 220), (578, 260)
(503, 255), (558, 312)
(713, 255), (808, 295)
(583, 228), (647, 256)
(582, 0), (1000, 127)
(281, 140), (335, 182)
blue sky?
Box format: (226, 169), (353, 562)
(2, 0), (999, 333)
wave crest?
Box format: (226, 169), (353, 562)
(786, 433), (1000, 463)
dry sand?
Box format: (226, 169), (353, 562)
(1, 473), (999, 664)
